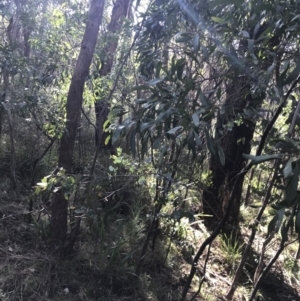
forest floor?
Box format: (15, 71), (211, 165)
(0, 191), (300, 301)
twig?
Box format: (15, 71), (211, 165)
(191, 241), (212, 301)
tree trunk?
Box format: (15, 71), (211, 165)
(202, 77), (255, 230)
(94, 0), (130, 149)
(51, 0), (105, 243)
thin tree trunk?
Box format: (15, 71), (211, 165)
(2, 102), (18, 191)
(95, 0), (130, 149)
(244, 168), (255, 206)
(51, 0), (105, 243)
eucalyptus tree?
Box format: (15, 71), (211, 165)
(94, 0), (131, 150)
(51, 0), (105, 244)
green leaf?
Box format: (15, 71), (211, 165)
(135, 98), (148, 104)
(217, 142), (225, 166)
(291, 14), (300, 22)
(194, 131), (202, 146)
(281, 221), (288, 242)
(268, 214), (278, 236)
(211, 16), (227, 25)
(266, 63), (276, 77)
(130, 130), (136, 158)
(104, 135), (111, 145)
(187, 131), (195, 150)
(112, 125), (124, 144)
(140, 121), (156, 132)
(241, 30), (250, 38)
(155, 61), (162, 78)
(285, 162), (299, 205)
(204, 128), (216, 157)
(247, 39), (254, 54)
(192, 113), (200, 127)
(217, 87), (221, 100)
(167, 126), (183, 136)
(198, 88), (209, 107)
(138, 176), (146, 185)
(278, 61), (290, 90)
(177, 61), (185, 80)
(193, 33), (200, 52)
(275, 208), (285, 232)
(148, 77), (165, 86)
(131, 85), (152, 91)
(171, 209), (195, 223)
(201, 45), (209, 59)
(283, 63), (300, 86)
(242, 153), (283, 165)
(175, 32), (192, 43)
(283, 160), (293, 179)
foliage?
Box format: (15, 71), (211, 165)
(2, 0), (300, 300)
(219, 233), (244, 274)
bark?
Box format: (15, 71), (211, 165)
(94, 0), (130, 149)
(202, 77), (255, 229)
(51, 0), (105, 243)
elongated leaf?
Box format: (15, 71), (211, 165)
(130, 129), (136, 158)
(112, 125), (124, 144)
(278, 61), (290, 87)
(192, 113), (200, 127)
(187, 131), (195, 150)
(281, 221), (288, 243)
(217, 87), (221, 100)
(275, 208), (285, 232)
(268, 214), (278, 236)
(175, 33), (192, 43)
(247, 39), (254, 53)
(135, 98), (148, 104)
(194, 131), (202, 146)
(285, 162), (299, 205)
(204, 128), (216, 157)
(211, 16), (227, 24)
(167, 126), (183, 138)
(177, 62), (185, 80)
(193, 33), (200, 52)
(243, 153), (283, 164)
(140, 121), (156, 132)
(155, 61), (162, 78)
(292, 14), (300, 22)
(131, 85), (152, 91)
(283, 160), (293, 179)
(217, 142), (225, 166)
(241, 30), (250, 38)
(148, 77), (165, 86)
(266, 63), (276, 77)
(201, 45), (209, 59)
(198, 88), (209, 107)
(283, 63), (300, 86)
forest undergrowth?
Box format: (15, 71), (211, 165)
(0, 178), (300, 301)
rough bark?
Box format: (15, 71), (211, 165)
(94, 0), (130, 148)
(202, 77), (255, 229)
(51, 0), (105, 243)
